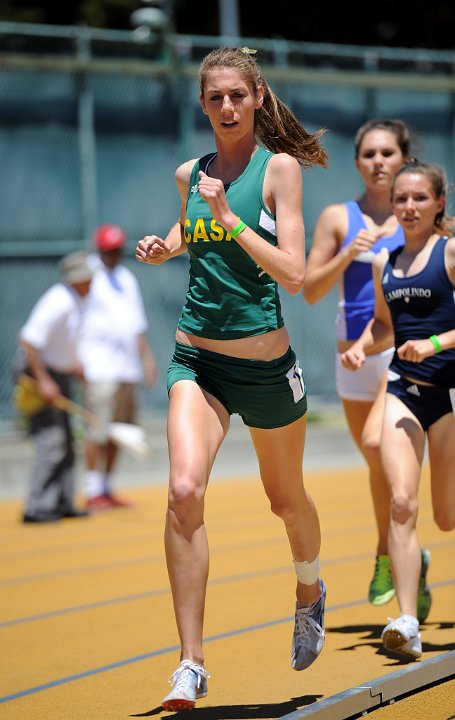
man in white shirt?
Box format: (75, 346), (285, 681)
(19, 251), (93, 523)
(79, 224), (158, 510)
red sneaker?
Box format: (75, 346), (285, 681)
(85, 495), (115, 511)
(105, 493), (134, 509)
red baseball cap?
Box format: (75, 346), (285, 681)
(93, 224), (127, 251)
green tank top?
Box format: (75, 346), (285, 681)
(178, 146), (284, 339)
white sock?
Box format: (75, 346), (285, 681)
(85, 470), (104, 499)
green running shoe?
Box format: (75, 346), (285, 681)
(417, 548), (432, 624)
(368, 554), (395, 605)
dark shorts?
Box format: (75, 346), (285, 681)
(386, 373), (455, 431)
(167, 342), (308, 429)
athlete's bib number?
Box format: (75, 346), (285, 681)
(286, 361), (305, 403)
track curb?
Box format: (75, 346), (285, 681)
(279, 650), (455, 719)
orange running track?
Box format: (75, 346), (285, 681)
(0, 464), (454, 719)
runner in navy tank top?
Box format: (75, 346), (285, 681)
(341, 161), (455, 661)
(304, 119), (416, 608)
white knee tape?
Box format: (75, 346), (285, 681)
(293, 555), (320, 585)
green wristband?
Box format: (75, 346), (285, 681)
(429, 334), (443, 353)
(230, 221), (247, 239)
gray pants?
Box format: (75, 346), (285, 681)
(25, 371), (76, 515)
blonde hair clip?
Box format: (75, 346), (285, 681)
(240, 46), (257, 55)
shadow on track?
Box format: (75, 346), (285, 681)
(130, 693), (323, 718)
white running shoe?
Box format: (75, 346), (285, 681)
(291, 579), (326, 670)
(161, 660), (209, 711)
(381, 614), (422, 659)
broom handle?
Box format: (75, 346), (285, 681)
(18, 374), (102, 428)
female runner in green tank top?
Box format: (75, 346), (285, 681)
(136, 47), (328, 710)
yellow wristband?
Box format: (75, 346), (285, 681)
(230, 221), (247, 239)
(429, 335), (443, 353)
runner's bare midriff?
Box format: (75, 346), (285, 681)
(402, 375), (436, 387)
(175, 326), (291, 361)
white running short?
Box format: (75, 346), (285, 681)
(83, 382), (137, 442)
(336, 347), (394, 402)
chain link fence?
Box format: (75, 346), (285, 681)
(1, 24), (454, 427)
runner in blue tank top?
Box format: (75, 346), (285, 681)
(136, 47), (329, 709)
(303, 120), (421, 609)
(341, 161), (455, 661)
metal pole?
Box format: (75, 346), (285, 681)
(76, 26), (98, 248)
(217, 0), (240, 38)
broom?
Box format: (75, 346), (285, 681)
(14, 374), (150, 458)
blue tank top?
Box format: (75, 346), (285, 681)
(336, 201), (404, 340)
(382, 236), (455, 387)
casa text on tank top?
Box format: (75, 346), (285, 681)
(178, 146), (284, 340)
